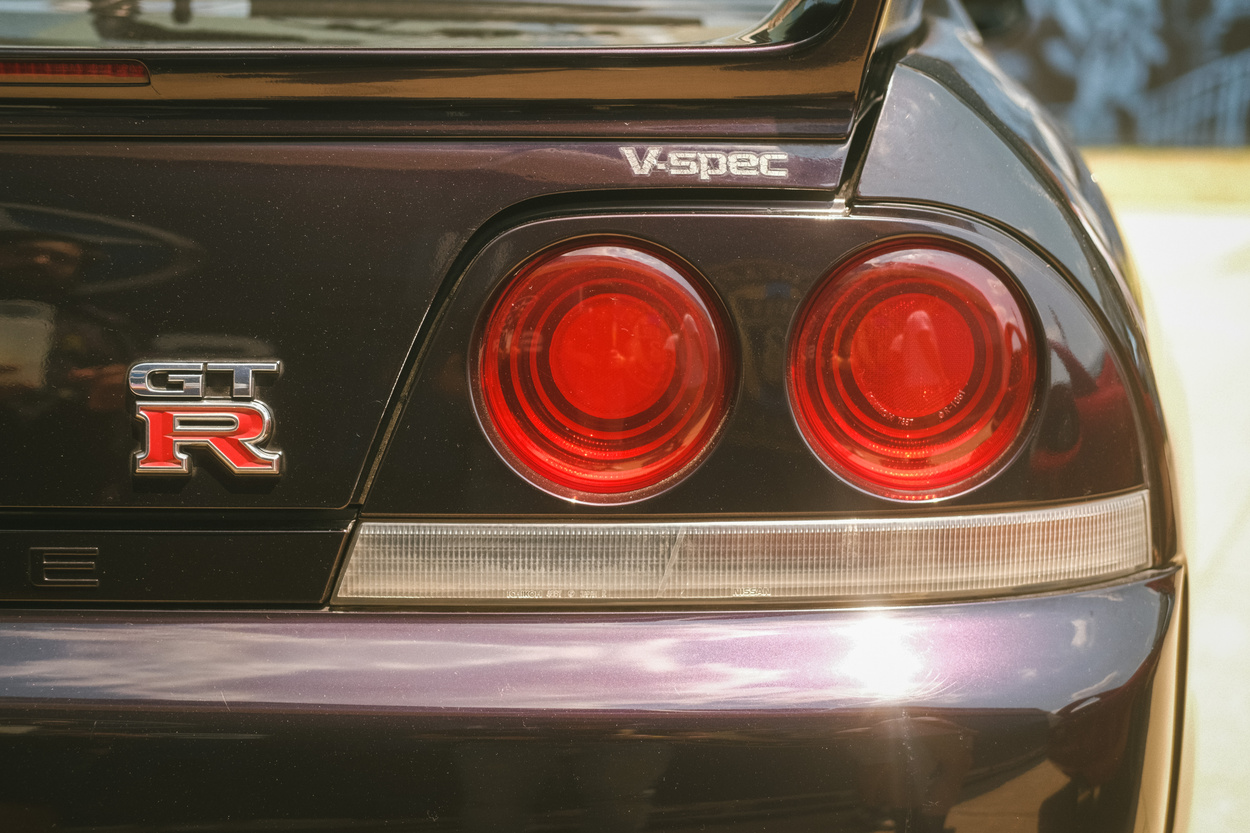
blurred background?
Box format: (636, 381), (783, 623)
(981, 0), (1249, 145)
(979, 1), (1250, 828)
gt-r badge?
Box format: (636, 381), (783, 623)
(128, 360), (283, 476)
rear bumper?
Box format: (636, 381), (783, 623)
(0, 565), (1185, 832)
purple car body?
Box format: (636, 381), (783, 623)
(0, 0), (1186, 830)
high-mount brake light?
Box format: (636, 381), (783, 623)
(473, 239), (732, 503)
(0, 60), (149, 85)
(789, 242), (1037, 500)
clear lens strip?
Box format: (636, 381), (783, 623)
(334, 490), (1151, 603)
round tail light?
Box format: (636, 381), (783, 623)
(788, 242), (1037, 500)
(473, 239), (733, 503)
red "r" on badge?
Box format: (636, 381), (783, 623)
(134, 401), (282, 475)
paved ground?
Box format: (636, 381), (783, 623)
(1083, 148), (1250, 832)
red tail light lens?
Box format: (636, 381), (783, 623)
(789, 242), (1037, 500)
(474, 239), (732, 502)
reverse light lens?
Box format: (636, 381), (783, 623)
(473, 239), (732, 502)
(334, 490), (1151, 602)
(789, 242), (1037, 500)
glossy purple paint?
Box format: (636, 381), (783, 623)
(0, 569), (1175, 713)
(0, 568), (1182, 831)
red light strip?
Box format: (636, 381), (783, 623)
(0, 60), (149, 85)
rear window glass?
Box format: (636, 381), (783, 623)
(0, 0), (787, 49)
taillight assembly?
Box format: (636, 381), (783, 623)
(342, 222), (1153, 605)
(473, 238), (733, 502)
(789, 241), (1037, 500)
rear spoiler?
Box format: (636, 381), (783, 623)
(0, 0), (913, 139)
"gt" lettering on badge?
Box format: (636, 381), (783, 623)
(129, 360), (283, 477)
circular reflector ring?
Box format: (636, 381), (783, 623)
(473, 238), (733, 503)
(788, 241), (1037, 500)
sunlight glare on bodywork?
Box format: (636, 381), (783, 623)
(839, 614), (925, 700)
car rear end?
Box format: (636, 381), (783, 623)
(0, 0), (1185, 830)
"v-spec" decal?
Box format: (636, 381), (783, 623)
(620, 147), (789, 180)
